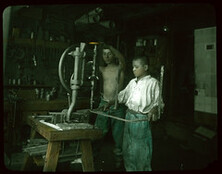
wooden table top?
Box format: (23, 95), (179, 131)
(27, 116), (103, 141)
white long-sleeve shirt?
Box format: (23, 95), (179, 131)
(118, 75), (164, 115)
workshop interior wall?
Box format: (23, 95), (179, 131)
(4, 10), (70, 98)
(4, 4), (217, 124)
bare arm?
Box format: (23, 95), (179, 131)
(108, 45), (126, 71)
(118, 70), (124, 91)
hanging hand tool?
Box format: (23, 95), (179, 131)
(88, 42), (99, 109)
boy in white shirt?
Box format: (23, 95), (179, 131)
(118, 56), (164, 171)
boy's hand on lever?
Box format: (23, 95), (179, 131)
(103, 100), (114, 111)
(147, 106), (158, 121)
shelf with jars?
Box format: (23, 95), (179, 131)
(9, 38), (70, 49)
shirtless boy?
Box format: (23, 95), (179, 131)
(94, 43), (126, 168)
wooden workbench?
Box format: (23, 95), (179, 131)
(22, 116), (102, 172)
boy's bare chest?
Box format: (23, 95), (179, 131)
(101, 67), (119, 80)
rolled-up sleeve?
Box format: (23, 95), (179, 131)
(153, 81), (164, 106)
(118, 80), (132, 104)
(118, 87), (128, 104)
(151, 80), (160, 107)
(152, 80), (164, 118)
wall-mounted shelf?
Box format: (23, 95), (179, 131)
(4, 85), (52, 89)
(9, 38), (70, 49)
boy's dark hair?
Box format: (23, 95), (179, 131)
(133, 56), (149, 66)
(103, 45), (110, 50)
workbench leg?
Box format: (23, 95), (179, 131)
(21, 153), (36, 171)
(80, 140), (94, 172)
(43, 141), (61, 172)
(21, 128), (37, 171)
